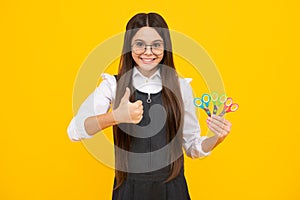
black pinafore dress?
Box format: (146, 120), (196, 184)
(112, 87), (191, 200)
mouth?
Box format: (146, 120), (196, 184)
(140, 57), (156, 64)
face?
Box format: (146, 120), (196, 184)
(131, 27), (164, 77)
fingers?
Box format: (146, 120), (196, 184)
(133, 106), (144, 116)
(132, 107), (143, 124)
(207, 118), (224, 134)
(212, 114), (231, 127)
(132, 100), (143, 112)
(129, 99), (144, 124)
(207, 122), (225, 138)
(121, 87), (130, 103)
(135, 100), (143, 106)
(209, 115), (231, 130)
(206, 114), (232, 139)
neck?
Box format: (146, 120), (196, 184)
(136, 66), (159, 78)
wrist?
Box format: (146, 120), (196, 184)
(111, 109), (121, 125)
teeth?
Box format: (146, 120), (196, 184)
(141, 58), (154, 62)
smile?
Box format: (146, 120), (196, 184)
(140, 57), (156, 64)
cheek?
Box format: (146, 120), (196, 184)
(132, 53), (139, 64)
(157, 54), (164, 63)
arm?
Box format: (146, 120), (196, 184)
(180, 78), (231, 158)
(201, 135), (221, 152)
(185, 113), (232, 155)
(67, 73), (115, 141)
(84, 111), (118, 136)
(67, 79), (143, 141)
(180, 78), (212, 158)
(84, 87), (144, 136)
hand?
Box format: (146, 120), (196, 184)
(206, 114), (232, 143)
(112, 87), (144, 124)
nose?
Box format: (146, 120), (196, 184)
(144, 46), (153, 55)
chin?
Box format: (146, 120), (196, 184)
(138, 63), (159, 69)
(139, 63), (158, 67)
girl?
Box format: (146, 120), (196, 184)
(67, 12), (232, 200)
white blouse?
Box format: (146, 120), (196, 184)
(67, 67), (211, 158)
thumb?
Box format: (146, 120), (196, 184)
(121, 87), (130, 103)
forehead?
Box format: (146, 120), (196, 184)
(132, 27), (163, 43)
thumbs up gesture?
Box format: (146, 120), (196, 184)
(112, 87), (144, 124)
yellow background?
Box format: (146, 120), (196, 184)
(1, 0), (299, 199)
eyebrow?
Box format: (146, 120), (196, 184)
(133, 39), (163, 43)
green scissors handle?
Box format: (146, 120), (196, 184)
(211, 92), (227, 115)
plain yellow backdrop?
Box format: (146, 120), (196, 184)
(1, 0), (299, 199)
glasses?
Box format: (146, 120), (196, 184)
(131, 41), (164, 55)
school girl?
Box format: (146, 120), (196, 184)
(67, 12), (232, 200)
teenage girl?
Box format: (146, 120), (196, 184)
(67, 12), (232, 200)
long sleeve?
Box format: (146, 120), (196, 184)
(180, 78), (211, 158)
(67, 73), (116, 142)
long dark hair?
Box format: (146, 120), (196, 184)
(113, 12), (184, 190)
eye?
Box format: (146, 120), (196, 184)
(135, 42), (144, 47)
(152, 42), (163, 48)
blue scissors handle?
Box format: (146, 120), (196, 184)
(193, 97), (211, 117)
(193, 97), (203, 108)
(201, 94), (211, 107)
(203, 108), (212, 117)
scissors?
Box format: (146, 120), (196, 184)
(218, 97), (239, 117)
(211, 92), (227, 115)
(193, 94), (212, 117)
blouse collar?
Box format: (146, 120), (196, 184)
(132, 66), (162, 94)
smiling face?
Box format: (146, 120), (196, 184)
(131, 27), (164, 78)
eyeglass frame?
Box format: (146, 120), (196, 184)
(131, 41), (165, 56)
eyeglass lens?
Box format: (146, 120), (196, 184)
(132, 41), (164, 55)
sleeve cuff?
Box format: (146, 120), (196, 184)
(67, 116), (93, 142)
(190, 136), (211, 158)
(198, 136), (211, 157)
